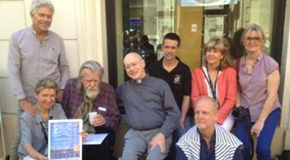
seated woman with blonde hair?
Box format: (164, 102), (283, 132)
(18, 78), (87, 160)
(191, 37), (237, 131)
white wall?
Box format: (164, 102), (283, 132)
(0, 0), (107, 156)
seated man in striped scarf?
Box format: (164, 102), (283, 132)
(176, 96), (243, 160)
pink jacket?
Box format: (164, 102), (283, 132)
(191, 67), (237, 124)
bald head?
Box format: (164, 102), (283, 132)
(124, 52), (142, 63)
(123, 52), (146, 80)
(195, 96), (218, 113)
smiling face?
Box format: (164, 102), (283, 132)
(243, 30), (264, 54)
(31, 6), (53, 34)
(124, 53), (146, 81)
(35, 88), (56, 110)
(162, 39), (179, 61)
(194, 98), (217, 132)
(205, 48), (223, 66)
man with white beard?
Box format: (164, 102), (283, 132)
(61, 60), (121, 160)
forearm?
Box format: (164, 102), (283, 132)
(160, 110), (180, 137)
(8, 36), (26, 100)
(104, 114), (121, 130)
(24, 144), (46, 160)
(181, 96), (190, 117)
(59, 43), (70, 89)
(59, 68), (70, 90)
(258, 96), (277, 122)
(236, 90), (241, 107)
(258, 70), (280, 122)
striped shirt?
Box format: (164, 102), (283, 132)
(176, 124), (243, 160)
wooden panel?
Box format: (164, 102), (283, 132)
(177, 7), (203, 71)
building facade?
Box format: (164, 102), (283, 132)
(0, 0), (290, 158)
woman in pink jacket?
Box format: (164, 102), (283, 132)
(191, 37), (237, 131)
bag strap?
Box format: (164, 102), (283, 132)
(40, 122), (48, 145)
(235, 58), (241, 74)
(200, 67), (220, 107)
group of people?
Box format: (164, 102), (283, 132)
(7, 0), (281, 160)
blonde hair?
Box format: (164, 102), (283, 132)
(34, 78), (58, 95)
(204, 37), (231, 70)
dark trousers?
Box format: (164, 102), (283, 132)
(236, 108), (280, 160)
(166, 115), (193, 160)
(82, 127), (115, 160)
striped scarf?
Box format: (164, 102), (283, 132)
(73, 91), (95, 133)
(176, 124), (242, 160)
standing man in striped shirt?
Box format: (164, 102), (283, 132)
(7, 0), (70, 159)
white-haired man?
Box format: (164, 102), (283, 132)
(176, 96), (243, 160)
(61, 61), (121, 160)
(8, 0), (70, 159)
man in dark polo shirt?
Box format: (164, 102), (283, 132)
(148, 33), (192, 160)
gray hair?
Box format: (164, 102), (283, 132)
(195, 96), (218, 113)
(78, 61), (104, 79)
(30, 0), (55, 15)
(241, 24), (265, 42)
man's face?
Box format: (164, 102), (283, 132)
(81, 68), (101, 99)
(194, 99), (217, 131)
(124, 53), (146, 80)
(162, 39), (179, 61)
(31, 6), (53, 33)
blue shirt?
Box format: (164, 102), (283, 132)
(18, 103), (67, 159)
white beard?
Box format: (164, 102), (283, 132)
(85, 88), (100, 99)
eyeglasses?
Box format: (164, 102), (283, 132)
(124, 58), (142, 70)
(244, 37), (261, 44)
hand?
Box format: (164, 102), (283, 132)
(56, 90), (64, 103)
(90, 114), (106, 127)
(251, 120), (264, 137)
(149, 133), (166, 152)
(80, 131), (88, 141)
(19, 99), (36, 116)
(179, 115), (186, 130)
(38, 155), (48, 160)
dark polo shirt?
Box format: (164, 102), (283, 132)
(148, 57), (191, 110)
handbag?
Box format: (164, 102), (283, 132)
(232, 106), (250, 120)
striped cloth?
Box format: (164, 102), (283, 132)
(176, 124), (242, 160)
